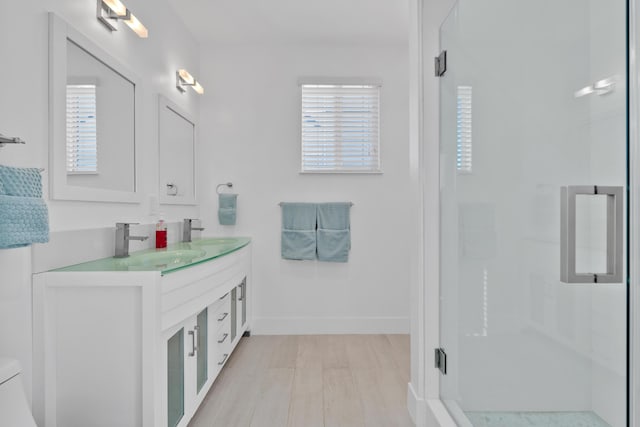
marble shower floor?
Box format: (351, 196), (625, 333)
(465, 411), (610, 427)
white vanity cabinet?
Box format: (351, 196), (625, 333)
(32, 244), (251, 427)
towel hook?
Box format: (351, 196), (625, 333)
(216, 182), (233, 194)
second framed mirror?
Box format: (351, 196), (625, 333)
(158, 95), (197, 205)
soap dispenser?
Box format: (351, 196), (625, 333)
(156, 219), (167, 249)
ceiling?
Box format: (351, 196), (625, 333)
(167, 0), (409, 46)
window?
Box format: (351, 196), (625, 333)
(66, 83), (98, 173)
(301, 84), (380, 173)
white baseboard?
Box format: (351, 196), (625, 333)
(251, 316), (409, 335)
(408, 382), (423, 425)
(426, 399), (459, 427)
(407, 384), (463, 427)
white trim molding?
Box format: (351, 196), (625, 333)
(251, 317), (409, 335)
(629, 0), (639, 425)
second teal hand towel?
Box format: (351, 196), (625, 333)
(218, 193), (237, 225)
(317, 202), (351, 262)
(281, 202), (317, 260)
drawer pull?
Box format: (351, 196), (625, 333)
(218, 312), (229, 322)
(218, 353), (229, 365)
(188, 330), (196, 357)
(218, 333), (229, 344)
(238, 279), (246, 301)
(219, 293), (228, 300)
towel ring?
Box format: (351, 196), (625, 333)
(166, 183), (178, 196)
(216, 182), (233, 194)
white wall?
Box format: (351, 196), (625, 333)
(0, 0), (201, 405)
(197, 42), (411, 334)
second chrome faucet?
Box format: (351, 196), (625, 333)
(183, 218), (204, 242)
(115, 222), (149, 258)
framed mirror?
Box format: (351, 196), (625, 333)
(158, 96), (197, 205)
(49, 13), (141, 203)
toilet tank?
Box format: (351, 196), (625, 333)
(0, 358), (36, 427)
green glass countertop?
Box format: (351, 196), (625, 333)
(52, 237), (251, 275)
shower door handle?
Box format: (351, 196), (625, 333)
(560, 185), (623, 283)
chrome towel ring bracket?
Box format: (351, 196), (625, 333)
(216, 182), (233, 194)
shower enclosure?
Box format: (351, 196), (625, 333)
(438, 0), (628, 425)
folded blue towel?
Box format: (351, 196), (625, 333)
(281, 230), (317, 260)
(0, 165), (49, 249)
(317, 203), (351, 262)
(0, 195), (50, 248)
(281, 203), (317, 260)
(218, 208), (236, 226)
(282, 203), (316, 230)
(317, 202), (350, 230)
(0, 165), (43, 197)
(316, 229), (350, 262)
(218, 194), (237, 225)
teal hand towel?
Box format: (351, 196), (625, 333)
(0, 165), (49, 248)
(218, 194), (237, 225)
(218, 208), (236, 226)
(316, 229), (350, 262)
(317, 202), (350, 230)
(282, 202), (316, 230)
(317, 202), (351, 262)
(0, 165), (43, 197)
(281, 230), (317, 260)
(0, 195), (50, 249)
(281, 203), (317, 260)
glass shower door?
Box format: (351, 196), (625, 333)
(438, 1), (628, 426)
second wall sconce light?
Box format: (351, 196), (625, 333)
(97, 0), (148, 38)
(176, 69), (205, 95)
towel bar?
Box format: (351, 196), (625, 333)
(278, 202), (354, 206)
(0, 134), (26, 146)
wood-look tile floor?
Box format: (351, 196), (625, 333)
(189, 334), (414, 427)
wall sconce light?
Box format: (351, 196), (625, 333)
(176, 69), (205, 95)
(97, 0), (148, 38)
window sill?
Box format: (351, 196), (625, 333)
(299, 170), (383, 175)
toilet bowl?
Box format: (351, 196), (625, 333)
(0, 358), (37, 427)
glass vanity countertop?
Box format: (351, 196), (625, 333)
(52, 237), (251, 275)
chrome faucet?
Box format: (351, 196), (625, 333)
(183, 218), (205, 242)
(115, 222), (149, 258)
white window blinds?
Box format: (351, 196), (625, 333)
(66, 84), (98, 173)
(456, 86), (472, 174)
(301, 84), (380, 173)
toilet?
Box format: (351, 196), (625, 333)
(0, 358), (37, 427)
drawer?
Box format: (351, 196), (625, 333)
(215, 349), (231, 368)
(215, 337), (232, 368)
(209, 291), (230, 314)
(214, 325), (231, 347)
(213, 309), (231, 331)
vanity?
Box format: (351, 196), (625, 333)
(32, 237), (252, 427)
